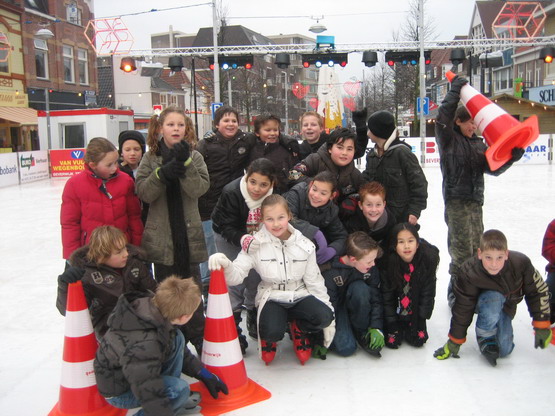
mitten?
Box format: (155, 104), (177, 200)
(450, 76), (468, 94)
(173, 141), (191, 163)
(317, 247), (336, 264)
(159, 159), (186, 181)
(196, 368), (229, 399)
(323, 319), (336, 348)
(433, 339), (461, 360)
(534, 327), (552, 349)
(352, 108), (368, 132)
(240, 234), (260, 255)
(208, 253), (231, 271)
(368, 328), (385, 350)
(286, 138), (300, 156)
(313, 230), (328, 251)
(407, 319), (428, 347)
(385, 331), (401, 349)
(58, 267), (85, 284)
(510, 147), (525, 162)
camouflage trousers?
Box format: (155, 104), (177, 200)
(444, 199), (483, 303)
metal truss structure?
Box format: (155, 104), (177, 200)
(119, 36), (555, 58)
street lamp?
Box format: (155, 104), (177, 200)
(309, 16), (327, 34)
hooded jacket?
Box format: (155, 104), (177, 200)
(94, 292), (203, 416)
(363, 137), (428, 224)
(60, 167), (143, 259)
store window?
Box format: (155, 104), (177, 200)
(63, 45), (75, 83)
(34, 39), (49, 79)
(78, 48), (88, 85)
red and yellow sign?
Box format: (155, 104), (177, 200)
(50, 149), (86, 177)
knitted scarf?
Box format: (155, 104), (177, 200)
(239, 174), (273, 235)
(159, 141), (190, 277)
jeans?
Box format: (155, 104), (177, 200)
(475, 290), (515, 358)
(331, 280), (377, 357)
(106, 331), (190, 416)
(199, 220), (217, 285)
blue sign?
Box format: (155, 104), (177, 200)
(211, 102), (223, 119)
(417, 97), (429, 116)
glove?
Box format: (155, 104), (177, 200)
(534, 328), (552, 349)
(240, 234), (260, 255)
(208, 253), (231, 271)
(323, 319), (336, 348)
(196, 368), (229, 399)
(286, 138), (300, 156)
(159, 159), (186, 181)
(340, 194), (359, 217)
(433, 339), (461, 360)
(312, 344), (328, 360)
(317, 247), (336, 264)
(313, 230), (328, 251)
(385, 331), (401, 349)
(173, 141), (191, 163)
(58, 267), (85, 284)
(510, 147), (525, 162)
(368, 328), (385, 350)
(407, 319), (428, 347)
(450, 76), (468, 94)
(352, 108), (368, 131)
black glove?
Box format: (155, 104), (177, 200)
(159, 159), (186, 181)
(286, 138), (300, 156)
(385, 331), (401, 349)
(450, 76), (468, 94)
(58, 267), (85, 284)
(196, 368), (229, 399)
(352, 108), (368, 131)
(510, 147), (525, 162)
(173, 141), (191, 163)
(406, 319), (428, 347)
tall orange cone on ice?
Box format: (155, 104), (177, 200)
(445, 70), (538, 171)
(49, 281), (125, 416)
(190, 269), (271, 416)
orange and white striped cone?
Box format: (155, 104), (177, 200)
(445, 70), (539, 171)
(49, 281), (125, 416)
(190, 269), (271, 416)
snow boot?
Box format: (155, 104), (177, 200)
(260, 339), (277, 365)
(246, 308), (258, 339)
(355, 329), (382, 358)
(479, 336), (499, 367)
(233, 310), (248, 355)
(289, 320), (312, 365)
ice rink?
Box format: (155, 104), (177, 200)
(1, 164), (554, 416)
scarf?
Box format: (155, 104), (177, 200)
(159, 141), (190, 277)
(239, 174), (273, 235)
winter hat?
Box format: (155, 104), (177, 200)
(118, 130), (146, 155)
(367, 111), (396, 140)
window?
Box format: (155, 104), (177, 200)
(67, 3), (82, 25)
(34, 39), (49, 79)
(78, 48), (88, 85)
(63, 45), (74, 83)
(63, 124), (85, 148)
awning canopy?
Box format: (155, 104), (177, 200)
(0, 107), (38, 125)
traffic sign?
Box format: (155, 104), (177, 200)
(417, 97), (430, 116)
(211, 102), (223, 119)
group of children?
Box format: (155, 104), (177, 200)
(55, 92), (553, 414)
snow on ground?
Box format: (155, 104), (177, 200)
(1, 164), (554, 416)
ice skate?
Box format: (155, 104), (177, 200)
(260, 340), (277, 365)
(289, 320), (312, 365)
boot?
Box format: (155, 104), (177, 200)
(289, 320), (312, 365)
(355, 329), (382, 358)
(479, 336), (499, 367)
(260, 339), (277, 365)
(246, 308), (258, 339)
(233, 310), (248, 355)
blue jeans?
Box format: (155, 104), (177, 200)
(199, 220), (218, 285)
(475, 290), (515, 358)
(106, 331), (190, 416)
(331, 280), (376, 357)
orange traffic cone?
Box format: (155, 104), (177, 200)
(445, 70), (539, 171)
(190, 269), (271, 415)
(49, 281), (125, 416)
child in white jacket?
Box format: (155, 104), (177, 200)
(209, 194), (335, 365)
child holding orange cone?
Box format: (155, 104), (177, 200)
(209, 194), (334, 365)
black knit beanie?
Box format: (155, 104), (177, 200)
(118, 130), (146, 155)
(367, 111), (396, 140)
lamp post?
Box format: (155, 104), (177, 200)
(282, 71), (289, 134)
(212, 0), (220, 102)
(418, 0), (426, 164)
(44, 88), (52, 149)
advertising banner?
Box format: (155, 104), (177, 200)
(0, 152), (19, 188)
(50, 149), (86, 177)
(18, 151), (49, 184)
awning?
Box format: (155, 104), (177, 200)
(0, 107), (38, 125)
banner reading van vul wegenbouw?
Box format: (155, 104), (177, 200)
(19, 150), (49, 184)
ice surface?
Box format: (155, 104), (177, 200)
(1, 165), (554, 416)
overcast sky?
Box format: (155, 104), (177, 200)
(92, 0), (478, 80)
